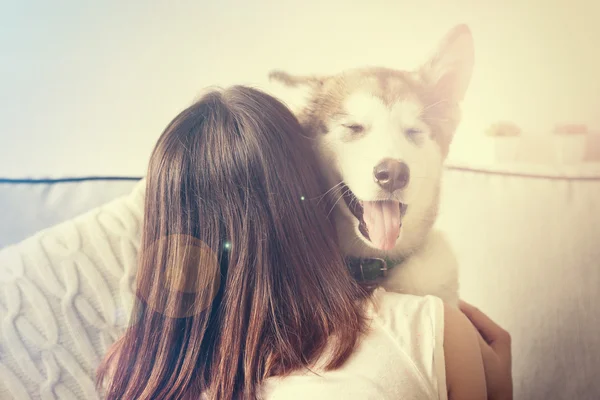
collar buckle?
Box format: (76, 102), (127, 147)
(357, 257), (389, 281)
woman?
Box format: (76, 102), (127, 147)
(97, 86), (511, 399)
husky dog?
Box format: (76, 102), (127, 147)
(267, 25), (474, 305)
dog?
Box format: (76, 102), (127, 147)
(267, 25), (474, 305)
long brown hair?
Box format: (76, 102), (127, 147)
(96, 86), (371, 399)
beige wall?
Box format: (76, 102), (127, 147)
(1, 0), (597, 176)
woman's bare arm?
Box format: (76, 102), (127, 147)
(444, 302), (488, 399)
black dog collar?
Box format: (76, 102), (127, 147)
(346, 256), (401, 282)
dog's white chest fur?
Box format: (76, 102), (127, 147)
(381, 230), (459, 306)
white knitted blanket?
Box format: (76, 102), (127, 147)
(0, 181), (145, 400)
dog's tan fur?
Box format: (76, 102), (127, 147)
(269, 25), (473, 156)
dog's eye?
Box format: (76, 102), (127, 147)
(343, 123), (365, 134)
(405, 128), (422, 137)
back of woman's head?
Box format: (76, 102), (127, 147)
(96, 86), (370, 400)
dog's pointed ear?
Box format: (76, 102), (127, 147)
(266, 70), (325, 114)
(268, 70), (324, 88)
(420, 24), (474, 103)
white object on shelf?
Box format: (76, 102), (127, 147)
(493, 136), (521, 163)
(553, 134), (587, 164)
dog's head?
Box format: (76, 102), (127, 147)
(268, 25), (474, 257)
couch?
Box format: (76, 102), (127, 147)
(1, 161), (599, 399)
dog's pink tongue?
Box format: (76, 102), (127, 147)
(362, 201), (401, 251)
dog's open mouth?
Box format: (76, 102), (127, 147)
(341, 184), (407, 251)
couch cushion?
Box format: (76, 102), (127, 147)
(0, 180), (144, 399)
(436, 164), (600, 400)
(0, 178), (141, 249)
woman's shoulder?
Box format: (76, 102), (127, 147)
(368, 289), (488, 400)
(367, 287), (445, 329)
(367, 288), (449, 399)
(261, 288), (449, 400)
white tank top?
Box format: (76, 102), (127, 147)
(260, 288), (447, 400)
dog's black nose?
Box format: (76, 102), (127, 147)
(373, 159), (410, 192)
